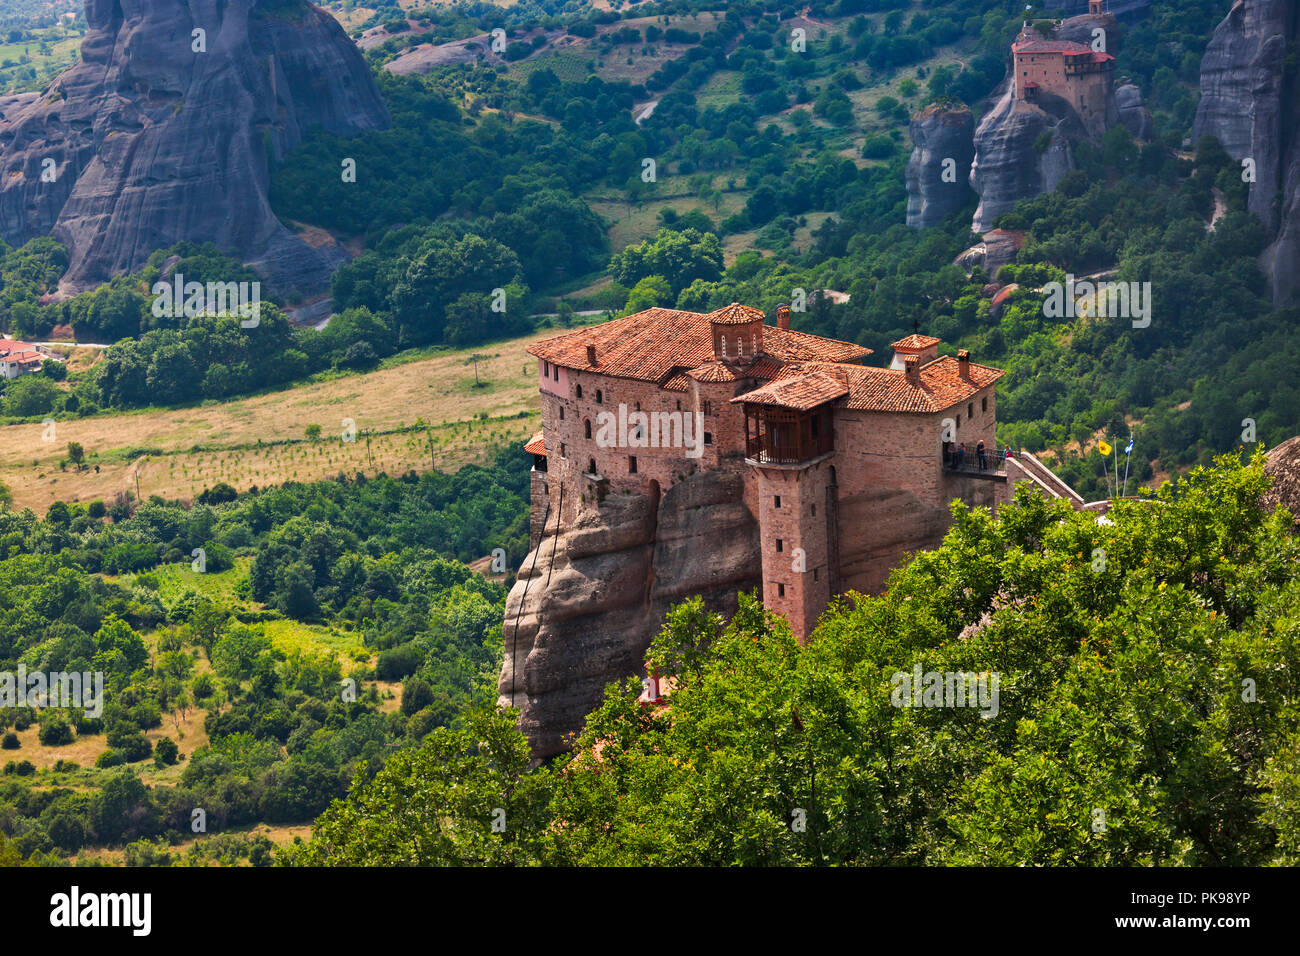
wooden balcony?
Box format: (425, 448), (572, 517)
(743, 406), (834, 465)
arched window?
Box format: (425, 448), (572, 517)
(595, 389), (603, 404)
(575, 384), (583, 398)
(584, 420), (592, 439)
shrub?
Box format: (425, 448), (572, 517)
(154, 737), (179, 767)
(38, 717), (74, 746)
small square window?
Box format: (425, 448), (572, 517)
(560, 443), (566, 459)
(956, 414), (961, 427)
(811, 503), (816, 516)
(676, 400), (681, 411)
(776, 539), (784, 553)
(704, 432), (713, 445)
(982, 397), (988, 413)
(774, 495), (781, 509)
(559, 407), (565, 420)
(813, 568), (819, 582)
(968, 403), (974, 419)
(778, 583), (786, 598)
(629, 456), (637, 474)
(576, 384), (583, 398)
(595, 389), (603, 404)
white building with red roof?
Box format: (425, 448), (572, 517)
(0, 340), (44, 379)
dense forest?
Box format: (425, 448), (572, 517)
(291, 454), (1300, 866)
(0, 446), (528, 864)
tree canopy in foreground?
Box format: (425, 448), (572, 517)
(291, 452), (1300, 866)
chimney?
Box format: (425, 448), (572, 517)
(586, 344), (597, 366)
(904, 355), (920, 385)
(776, 305), (791, 331)
(957, 349), (970, 380)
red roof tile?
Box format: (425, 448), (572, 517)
(732, 357), (1004, 414)
(524, 431), (545, 456)
(734, 371), (849, 411)
(527, 307), (870, 385)
(687, 362), (745, 383)
(891, 334), (942, 351)
(706, 302), (765, 325)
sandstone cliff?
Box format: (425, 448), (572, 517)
(905, 104), (976, 229)
(1116, 83), (1153, 141)
(499, 470), (761, 760)
(1194, 0), (1300, 305)
(970, 84), (1078, 234)
(0, 0), (389, 299)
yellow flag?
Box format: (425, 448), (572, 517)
(1098, 440), (1113, 457)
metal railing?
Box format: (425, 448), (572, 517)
(943, 447), (1015, 474)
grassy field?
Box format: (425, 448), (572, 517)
(0, 330), (556, 513)
(151, 560), (370, 662)
(0, 32), (83, 93)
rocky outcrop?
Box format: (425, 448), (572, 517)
(970, 84), (1079, 233)
(1052, 11), (1117, 48)
(905, 104), (976, 228)
(1194, 0), (1300, 305)
(955, 228), (1027, 278)
(1263, 435), (1300, 529)
(499, 470), (762, 759)
(0, 0), (389, 299)
(1116, 84), (1153, 141)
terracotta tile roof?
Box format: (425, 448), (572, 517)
(527, 307), (871, 385)
(662, 372), (692, 392)
(0, 340), (43, 365)
(523, 431), (545, 456)
(734, 371), (849, 411)
(732, 357), (1004, 414)
(706, 302), (764, 325)
(687, 362), (744, 383)
(1013, 38), (1111, 59)
(769, 326), (871, 364)
(0, 350), (41, 365)
(746, 357), (786, 380)
(891, 334), (942, 351)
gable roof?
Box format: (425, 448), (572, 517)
(731, 356), (1004, 415)
(734, 371), (849, 411)
(891, 334), (942, 352)
(527, 307), (871, 385)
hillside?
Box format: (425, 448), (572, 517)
(1, 0), (1299, 891)
(0, 328), (548, 512)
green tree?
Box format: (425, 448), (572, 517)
(289, 705), (550, 865)
(609, 228), (724, 297)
